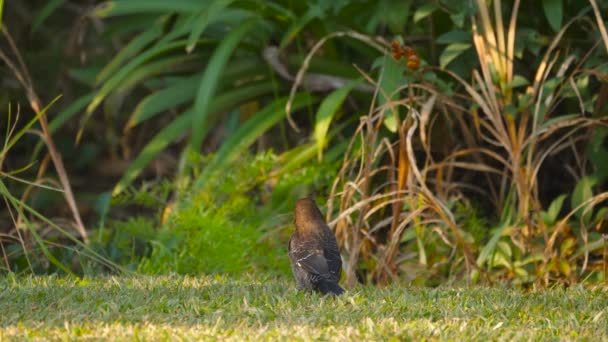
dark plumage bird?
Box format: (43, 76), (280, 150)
(288, 198), (344, 295)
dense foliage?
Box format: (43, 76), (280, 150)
(1, 0), (608, 287)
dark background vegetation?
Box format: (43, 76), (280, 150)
(1, 0), (608, 287)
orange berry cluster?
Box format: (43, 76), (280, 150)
(391, 41), (420, 70)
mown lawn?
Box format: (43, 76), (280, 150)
(1, 274), (607, 341)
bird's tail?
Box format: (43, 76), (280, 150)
(316, 278), (345, 295)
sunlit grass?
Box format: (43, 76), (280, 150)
(1, 274), (607, 340)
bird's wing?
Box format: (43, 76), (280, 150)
(289, 240), (330, 276)
(323, 243), (342, 279)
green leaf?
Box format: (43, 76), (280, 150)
(87, 39), (189, 116)
(186, 0), (234, 53)
(439, 43), (471, 68)
(497, 241), (512, 259)
(506, 75), (530, 89)
(477, 222), (509, 268)
(96, 26), (163, 85)
(95, 0), (208, 17)
(115, 54), (200, 92)
(378, 57), (403, 133)
(114, 82), (277, 195)
(0, 0), (4, 30)
(31, 0), (64, 33)
(127, 80), (276, 129)
(541, 194), (567, 225)
(49, 93), (94, 134)
(314, 79), (362, 160)
(571, 175), (599, 223)
(413, 3), (437, 23)
(94, 191), (112, 231)
(542, 0), (563, 32)
(126, 76), (200, 129)
(436, 30), (472, 44)
(191, 18), (258, 151)
(537, 114), (578, 131)
(195, 94), (314, 187)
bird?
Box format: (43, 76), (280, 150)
(288, 198), (344, 295)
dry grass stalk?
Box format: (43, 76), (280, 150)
(0, 28), (88, 243)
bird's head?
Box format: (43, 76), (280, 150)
(294, 197), (326, 233)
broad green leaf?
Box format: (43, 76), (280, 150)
(115, 54), (200, 92)
(186, 0), (235, 53)
(95, 0), (208, 17)
(97, 26), (163, 85)
(94, 191), (112, 231)
(314, 79), (362, 160)
(497, 241), (512, 259)
(571, 175), (599, 223)
(191, 18), (257, 151)
(436, 30), (472, 44)
(378, 56), (402, 133)
(124, 57), (264, 128)
(114, 82), (277, 194)
(416, 233), (427, 265)
(491, 250), (511, 269)
(31, 0), (64, 33)
(82, 41), (198, 141)
(439, 43), (471, 68)
(537, 114), (578, 131)
(477, 222), (509, 268)
(127, 80), (276, 129)
(126, 76), (200, 129)
(506, 75), (530, 89)
(87, 39), (189, 116)
(542, 0), (563, 33)
(195, 94), (314, 187)
(541, 194), (567, 225)
(413, 3), (437, 23)
(572, 236), (604, 259)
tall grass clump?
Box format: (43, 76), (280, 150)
(284, 0), (608, 287)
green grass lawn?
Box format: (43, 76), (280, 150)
(1, 274), (607, 341)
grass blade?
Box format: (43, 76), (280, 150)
(5, 95), (62, 154)
(314, 79), (362, 160)
(190, 18), (258, 150)
(186, 0), (234, 53)
(96, 26), (163, 85)
(31, 0), (64, 33)
(95, 0), (208, 17)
